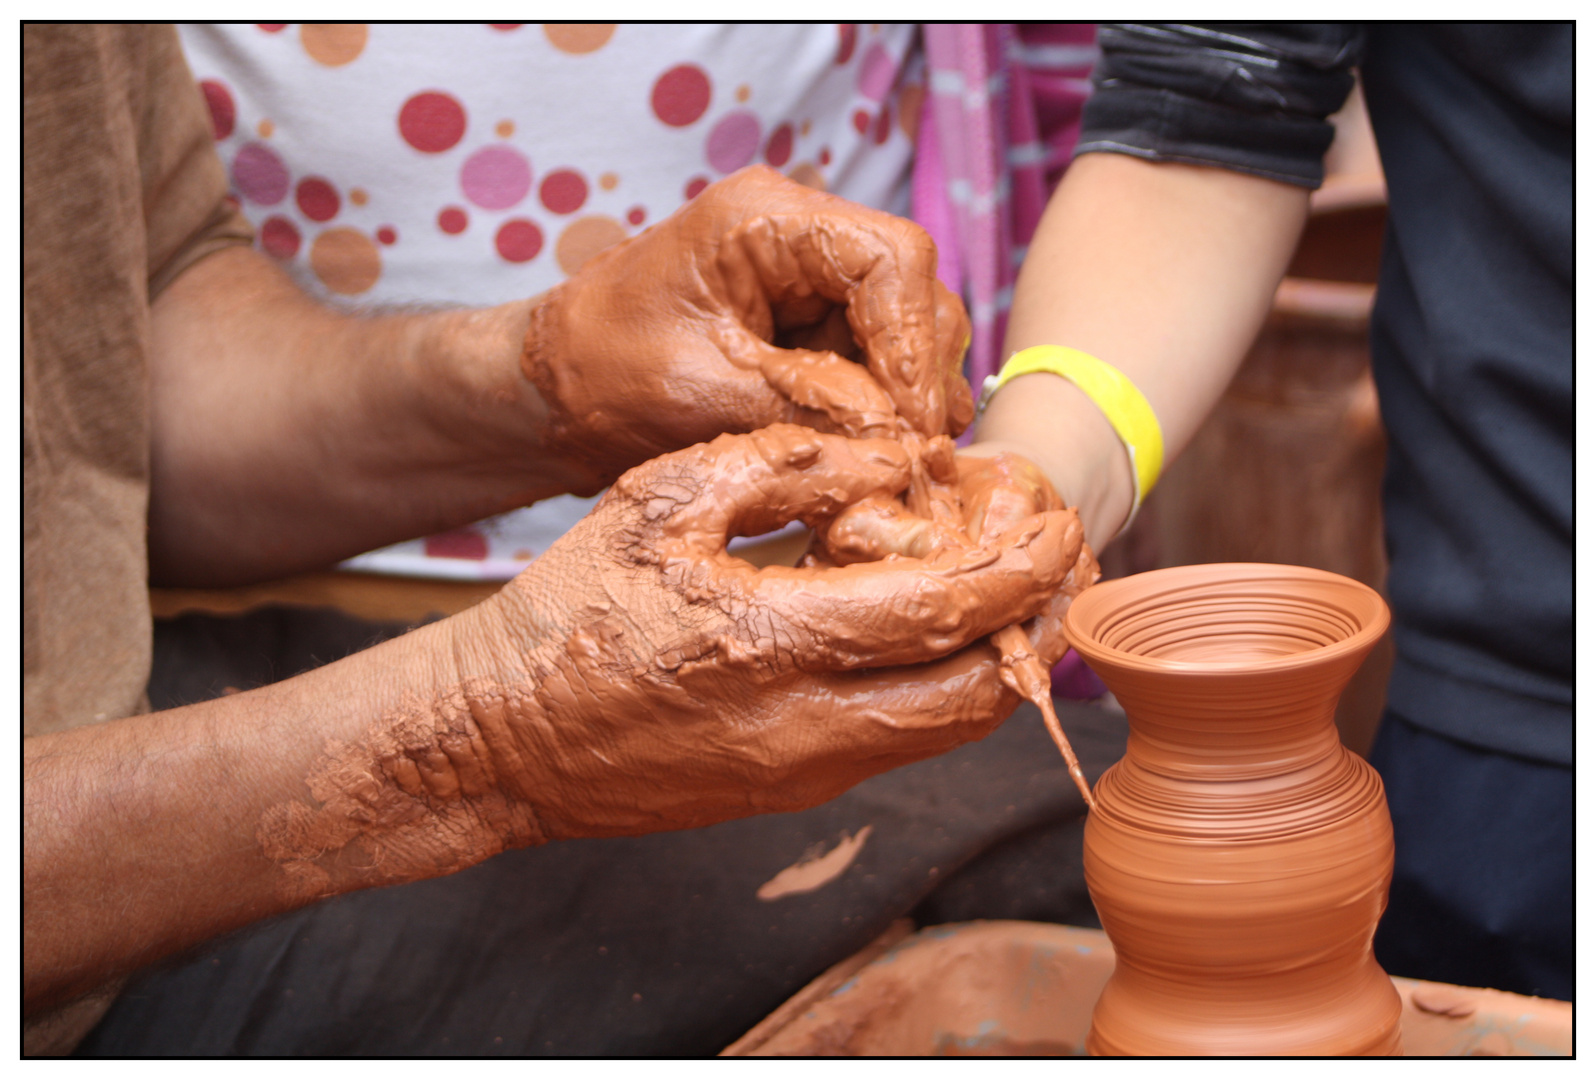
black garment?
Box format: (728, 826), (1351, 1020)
(1369, 710), (1572, 1000)
(80, 607), (1124, 1056)
(1080, 23), (1572, 764)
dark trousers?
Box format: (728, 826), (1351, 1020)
(79, 607), (1125, 1056)
(1369, 711), (1573, 1001)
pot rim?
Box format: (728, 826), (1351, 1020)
(1064, 562), (1390, 676)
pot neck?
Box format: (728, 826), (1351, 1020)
(1104, 657), (1359, 781)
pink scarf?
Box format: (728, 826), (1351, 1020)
(913, 23), (1098, 390)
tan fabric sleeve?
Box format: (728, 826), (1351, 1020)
(138, 24), (255, 297)
(24, 25), (253, 743)
(22, 23), (260, 1052)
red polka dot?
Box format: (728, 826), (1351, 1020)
(651, 64), (712, 127)
(764, 123), (794, 168)
(819, 146), (833, 167)
(399, 91), (467, 154)
(837, 24), (857, 65)
(852, 109), (871, 135)
(626, 206), (646, 226)
(495, 218), (544, 263)
(874, 105), (893, 146)
(684, 176), (710, 200)
(258, 24), (287, 32)
(295, 176), (340, 222)
(438, 206), (469, 234)
(488, 23), (522, 30)
(539, 169), (588, 215)
(260, 216), (300, 259)
(198, 79), (235, 141)
(424, 528), (489, 560)
(376, 225), (398, 245)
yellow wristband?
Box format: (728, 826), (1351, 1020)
(977, 345), (1164, 526)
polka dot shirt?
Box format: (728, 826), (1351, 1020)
(178, 23), (922, 579)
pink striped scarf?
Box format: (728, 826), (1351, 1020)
(913, 23), (1098, 390)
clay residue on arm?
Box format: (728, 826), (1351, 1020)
(255, 680), (548, 902)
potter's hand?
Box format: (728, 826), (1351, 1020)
(821, 442), (1081, 558)
(461, 425), (1075, 838)
(814, 442), (1098, 658)
(814, 441), (1098, 644)
(522, 166), (973, 492)
(816, 441), (1101, 804)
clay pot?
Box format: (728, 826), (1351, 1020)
(1064, 563), (1401, 1056)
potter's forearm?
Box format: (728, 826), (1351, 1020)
(147, 247), (583, 586)
(22, 610), (532, 1014)
(973, 154), (1310, 550)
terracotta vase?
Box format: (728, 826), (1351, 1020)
(1064, 563), (1401, 1056)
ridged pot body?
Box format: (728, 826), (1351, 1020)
(1065, 564), (1401, 1056)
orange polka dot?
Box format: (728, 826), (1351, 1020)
(542, 24), (615, 54)
(801, 119), (812, 137)
(496, 119), (515, 138)
(556, 215), (627, 276)
(598, 172), (619, 191)
(787, 163), (826, 191)
(257, 119), (275, 138)
(899, 84), (925, 141)
(300, 23), (368, 66)
(736, 84), (751, 103)
(310, 227), (381, 294)
(349, 187), (369, 207)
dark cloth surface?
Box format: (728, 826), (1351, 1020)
(1369, 711), (1572, 1001)
(80, 606), (1124, 1056)
(1079, 23), (1571, 765)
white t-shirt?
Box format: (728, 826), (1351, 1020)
(178, 22), (921, 578)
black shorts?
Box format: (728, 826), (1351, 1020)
(1370, 711), (1573, 1001)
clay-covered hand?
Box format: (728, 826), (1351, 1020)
(454, 425), (1075, 839)
(522, 166), (973, 492)
(820, 443), (1076, 562)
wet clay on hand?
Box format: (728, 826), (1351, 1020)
(522, 165), (974, 492)
(257, 425), (1084, 886)
(1064, 564), (1402, 1056)
(821, 440), (1100, 805)
(476, 425), (1091, 838)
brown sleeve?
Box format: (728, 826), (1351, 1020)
(22, 24), (252, 743)
(136, 24), (255, 298)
